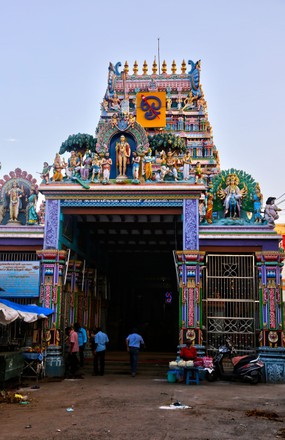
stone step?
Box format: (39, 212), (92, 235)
(84, 351), (173, 377)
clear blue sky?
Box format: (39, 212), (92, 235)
(1, 0), (285, 221)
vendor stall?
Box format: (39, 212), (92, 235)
(0, 298), (54, 386)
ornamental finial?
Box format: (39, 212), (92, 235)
(181, 59), (186, 74)
(162, 60), (167, 74)
(143, 60), (148, 75)
(171, 60), (177, 74)
(133, 60), (138, 75)
(124, 61), (129, 75)
(152, 58), (158, 75)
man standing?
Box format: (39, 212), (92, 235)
(74, 322), (88, 368)
(68, 325), (79, 378)
(126, 328), (145, 377)
(93, 327), (109, 376)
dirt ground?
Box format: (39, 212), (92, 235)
(1, 365), (285, 440)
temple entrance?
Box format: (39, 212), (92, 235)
(65, 209), (182, 352)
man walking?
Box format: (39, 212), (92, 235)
(126, 328), (145, 377)
(93, 327), (109, 376)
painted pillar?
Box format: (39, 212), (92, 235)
(256, 251), (285, 383)
(44, 199), (61, 250)
(65, 260), (83, 326)
(176, 198), (204, 346)
(36, 249), (67, 345)
(183, 199), (199, 251)
(63, 261), (96, 329)
(37, 199), (67, 343)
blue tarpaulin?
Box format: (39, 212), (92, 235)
(0, 298), (54, 325)
(0, 298), (54, 316)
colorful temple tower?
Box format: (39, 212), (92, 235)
(1, 58), (284, 382)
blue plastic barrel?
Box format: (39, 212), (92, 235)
(45, 345), (65, 378)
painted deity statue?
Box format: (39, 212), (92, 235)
(8, 181), (23, 222)
(195, 161), (203, 184)
(264, 197), (281, 227)
(205, 193), (214, 224)
(182, 150), (192, 180)
(132, 151), (141, 182)
(91, 154), (102, 182)
(52, 153), (66, 181)
(101, 152), (112, 183)
(116, 135), (131, 177)
(80, 152), (93, 180)
(66, 151), (81, 179)
(40, 162), (51, 184)
(143, 149), (154, 181)
(26, 188), (39, 225)
(252, 183), (263, 223)
(110, 93), (121, 110)
(182, 91), (194, 111)
(217, 173), (247, 218)
(165, 150), (178, 181)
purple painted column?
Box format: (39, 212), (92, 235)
(183, 199), (199, 250)
(44, 199), (61, 249)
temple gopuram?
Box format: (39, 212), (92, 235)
(0, 58), (284, 383)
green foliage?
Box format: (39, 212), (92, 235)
(210, 168), (258, 213)
(59, 133), (97, 154)
(148, 133), (186, 154)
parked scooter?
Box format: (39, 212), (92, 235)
(205, 339), (264, 384)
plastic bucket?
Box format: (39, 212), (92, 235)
(167, 371), (177, 383)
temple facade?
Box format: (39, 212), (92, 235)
(0, 58), (284, 382)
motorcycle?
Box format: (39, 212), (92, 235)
(205, 339), (264, 384)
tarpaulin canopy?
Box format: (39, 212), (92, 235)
(0, 298), (54, 325)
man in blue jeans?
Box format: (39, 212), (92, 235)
(126, 328), (145, 377)
(93, 327), (109, 376)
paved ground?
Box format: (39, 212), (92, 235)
(1, 364), (285, 440)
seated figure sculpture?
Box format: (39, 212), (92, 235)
(217, 173), (247, 218)
(264, 197), (281, 226)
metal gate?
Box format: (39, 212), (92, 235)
(204, 254), (258, 355)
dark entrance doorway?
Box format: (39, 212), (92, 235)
(70, 209), (183, 352)
(107, 251), (179, 352)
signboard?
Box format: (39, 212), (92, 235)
(136, 92), (166, 128)
(0, 261), (40, 298)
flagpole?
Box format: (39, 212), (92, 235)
(158, 37), (161, 75)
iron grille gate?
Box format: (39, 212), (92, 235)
(204, 254), (258, 355)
